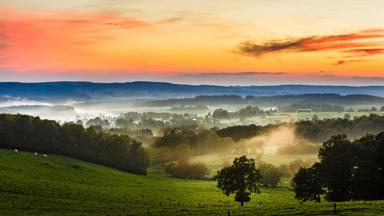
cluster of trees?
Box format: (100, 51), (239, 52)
(0, 114), (149, 174)
(216, 124), (267, 141)
(293, 133), (384, 202)
(112, 112), (202, 136)
(165, 161), (210, 179)
(295, 114), (384, 142)
(257, 162), (283, 187)
(85, 117), (110, 129)
(215, 114), (384, 143)
(238, 160), (307, 188)
(216, 156), (316, 205)
(82, 111), (208, 143)
(212, 105), (266, 120)
(151, 144), (193, 164)
(153, 128), (234, 156)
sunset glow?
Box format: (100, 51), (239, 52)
(0, 0), (383, 84)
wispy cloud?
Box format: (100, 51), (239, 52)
(343, 48), (384, 57)
(59, 14), (150, 29)
(334, 59), (366, 66)
(238, 29), (384, 65)
(157, 17), (184, 24)
(238, 30), (384, 56)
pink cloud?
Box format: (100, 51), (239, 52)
(0, 8), (154, 72)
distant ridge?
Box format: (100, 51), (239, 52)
(1, 81), (384, 101)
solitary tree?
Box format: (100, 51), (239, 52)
(214, 156), (262, 206)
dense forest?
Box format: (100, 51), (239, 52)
(0, 114), (149, 174)
(293, 133), (384, 202)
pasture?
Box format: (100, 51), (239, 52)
(0, 149), (383, 215)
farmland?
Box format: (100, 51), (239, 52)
(0, 149), (383, 215)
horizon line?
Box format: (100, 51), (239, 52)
(1, 80), (384, 88)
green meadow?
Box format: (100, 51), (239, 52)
(0, 149), (383, 215)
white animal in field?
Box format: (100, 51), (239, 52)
(34, 152), (38, 155)
(14, 149), (18, 152)
(43, 154), (48, 157)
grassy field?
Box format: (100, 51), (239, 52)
(1, 149), (384, 215)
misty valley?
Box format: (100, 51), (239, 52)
(1, 82), (384, 215)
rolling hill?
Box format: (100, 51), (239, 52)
(2, 82), (384, 101)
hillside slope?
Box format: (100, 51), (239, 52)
(0, 149), (383, 215)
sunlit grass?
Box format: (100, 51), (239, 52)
(0, 149), (383, 215)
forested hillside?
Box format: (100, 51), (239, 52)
(0, 114), (149, 174)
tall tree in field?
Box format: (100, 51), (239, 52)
(292, 163), (324, 203)
(318, 135), (355, 201)
(214, 156), (262, 206)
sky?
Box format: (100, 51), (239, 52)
(0, 0), (384, 85)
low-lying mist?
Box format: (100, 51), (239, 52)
(190, 126), (319, 176)
(237, 125), (319, 156)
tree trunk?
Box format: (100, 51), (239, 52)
(333, 203), (337, 214)
(241, 201), (244, 207)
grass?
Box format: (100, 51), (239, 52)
(0, 149), (384, 215)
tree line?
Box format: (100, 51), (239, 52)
(216, 114), (384, 143)
(211, 105), (266, 119)
(0, 114), (149, 175)
(153, 128), (234, 155)
(293, 133), (384, 202)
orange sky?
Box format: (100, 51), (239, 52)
(0, 0), (384, 84)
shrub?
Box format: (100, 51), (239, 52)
(165, 161), (210, 179)
(257, 162), (283, 187)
